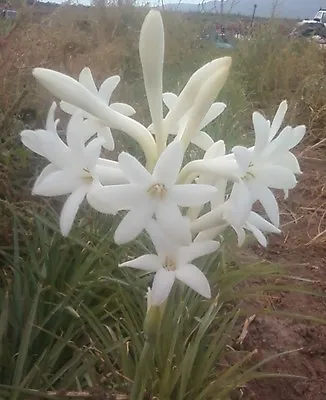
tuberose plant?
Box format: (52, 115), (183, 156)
(19, 9), (306, 399)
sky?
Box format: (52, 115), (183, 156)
(40, 0), (225, 5)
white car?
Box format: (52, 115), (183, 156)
(298, 9), (326, 27)
(1, 9), (17, 19)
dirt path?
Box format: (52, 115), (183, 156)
(243, 148), (326, 400)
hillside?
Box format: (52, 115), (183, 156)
(165, 0), (326, 19)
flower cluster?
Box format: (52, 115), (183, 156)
(20, 10), (305, 307)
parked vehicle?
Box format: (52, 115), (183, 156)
(1, 8), (17, 19)
(298, 8), (326, 27)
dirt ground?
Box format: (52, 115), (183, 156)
(243, 147), (326, 400)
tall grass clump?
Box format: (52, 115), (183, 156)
(235, 22), (326, 142)
(0, 6), (322, 400)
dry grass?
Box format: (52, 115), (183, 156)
(1, 5), (326, 213)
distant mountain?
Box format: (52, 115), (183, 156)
(164, 0), (326, 19)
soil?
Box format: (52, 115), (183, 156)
(242, 146), (326, 400)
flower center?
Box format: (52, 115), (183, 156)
(147, 183), (167, 199)
(163, 256), (177, 271)
(242, 162), (255, 181)
(82, 168), (93, 184)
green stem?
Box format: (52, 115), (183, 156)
(131, 341), (152, 400)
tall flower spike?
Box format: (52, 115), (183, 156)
(139, 10), (165, 154)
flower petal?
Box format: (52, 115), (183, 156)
(175, 264), (211, 298)
(21, 129), (47, 157)
(33, 164), (60, 192)
(255, 164), (297, 189)
(146, 220), (177, 259)
(33, 170), (81, 196)
(170, 184), (216, 207)
(247, 211), (281, 233)
(210, 179), (228, 208)
(264, 126), (294, 158)
(252, 185), (279, 227)
(199, 102), (226, 130)
(227, 181), (252, 226)
(156, 200), (191, 245)
(119, 254), (161, 271)
(151, 268), (175, 305)
(110, 102), (136, 116)
(87, 183), (145, 213)
(118, 152), (153, 185)
(195, 226), (226, 241)
(66, 112), (86, 156)
(252, 111), (269, 155)
(179, 240), (219, 264)
(162, 92), (178, 110)
(97, 126), (114, 151)
(60, 185), (88, 236)
(269, 100), (288, 140)
(46, 102), (59, 132)
(114, 206), (154, 244)
(98, 75), (120, 102)
(232, 146), (252, 175)
(153, 140), (183, 186)
(288, 125), (306, 149)
(79, 67), (98, 94)
(232, 226), (246, 247)
(84, 138), (104, 171)
(60, 100), (77, 115)
(94, 165), (128, 185)
(204, 140), (226, 159)
(276, 152), (301, 174)
(192, 131), (214, 151)
(245, 223), (267, 247)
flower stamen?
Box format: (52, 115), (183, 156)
(164, 256), (176, 271)
(147, 183), (167, 199)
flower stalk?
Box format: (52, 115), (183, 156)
(21, 11), (307, 384)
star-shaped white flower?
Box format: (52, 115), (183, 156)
(243, 101), (306, 199)
(160, 92), (226, 151)
(87, 140), (217, 245)
(232, 111), (299, 227)
(191, 180), (252, 241)
(60, 67), (135, 150)
(120, 221), (218, 305)
(192, 181), (280, 247)
(20, 103), (123, 236)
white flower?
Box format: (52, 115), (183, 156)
(32, 68), (157, 168)
(60, 68), (135, 151)
(191, 180), (252, 242)
(120, 221), (218, 305)
(192, 179), (280, 247)
(232, 111), (299, 227)
(242, 211), (280, 247)
(160, 92), (226, 151)
(20, 103), (122, 236)
(87, 140), (217, 245)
